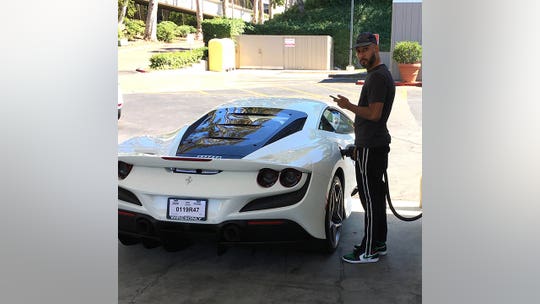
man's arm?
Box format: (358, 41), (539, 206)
(333, 95), (384, 122)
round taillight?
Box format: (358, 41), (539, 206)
(118, 161), (133, 180)
(257, 168), (279, 188)
(280, 168), (302, 187)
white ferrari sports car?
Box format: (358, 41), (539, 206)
(118, 97), (357, 252)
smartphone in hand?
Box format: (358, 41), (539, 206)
(329, 95), (338, 100)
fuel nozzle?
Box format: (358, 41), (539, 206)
(340, 144), (356, 160)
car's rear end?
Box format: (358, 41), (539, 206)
(118, 99), (352, 250)
(118, 156), (315, 247)
(118, 103), (323, 247)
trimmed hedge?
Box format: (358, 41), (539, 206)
(156, 21), (196, 42)
(157, 21), (178, 42)
(176, 25), (196, 38)
(201, 18), (245, 45)
(149, 47), (207, 70)
(123, 18), (145, 40)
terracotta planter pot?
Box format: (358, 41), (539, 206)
(398, 63), (421, 83)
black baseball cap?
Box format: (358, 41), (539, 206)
(352, 32), (378, 49)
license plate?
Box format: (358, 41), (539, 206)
(167, 198), (207, 221)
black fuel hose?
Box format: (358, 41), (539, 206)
(383, 171), (422, 221)
(340, 144), (422, 221)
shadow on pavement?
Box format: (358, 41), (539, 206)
(151, 47), (195, 53)
(319, 72), (367, 83)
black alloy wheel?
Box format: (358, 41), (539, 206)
(323, 175), (344, 253)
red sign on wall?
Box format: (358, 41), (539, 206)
(284, 38), (295, 48)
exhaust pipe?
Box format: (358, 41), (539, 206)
(222, 224), (241, 242)
(135, 218), (154, 235)
(135, 218), (160, 249)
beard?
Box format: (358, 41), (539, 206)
(359, 53), (377, 70)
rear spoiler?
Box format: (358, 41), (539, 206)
(118, 155), (309, 173)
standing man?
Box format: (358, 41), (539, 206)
(333, 32), (395, 264)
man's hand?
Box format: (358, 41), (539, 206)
(331, 94), (383, 122)
(331, 94), (352, 110)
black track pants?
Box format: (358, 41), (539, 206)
(355, 145), (390, 255)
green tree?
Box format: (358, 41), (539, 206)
(196, 0), (204, 40)
(144, 0), (158, 41)
(252, 0), (260, 23)
(118, 0), (137, 27)
(269, 0), (285, 20)
(118, 0), (129, 25)
(222, 0), (229, 18)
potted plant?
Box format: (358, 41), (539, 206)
(392, 41), (422, 83)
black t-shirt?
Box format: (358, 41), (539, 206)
(354, 64), (395, 147)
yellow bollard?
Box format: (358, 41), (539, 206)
(208, 38), (235, 72)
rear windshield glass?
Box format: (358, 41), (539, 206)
(176, 107), (307, 159)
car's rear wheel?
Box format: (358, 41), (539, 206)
(322, 175), (344, 253)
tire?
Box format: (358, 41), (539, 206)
(322, 175), (345, 253)
(118, 109), (122, 120)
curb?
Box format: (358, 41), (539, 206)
(356, 80), (422, 87)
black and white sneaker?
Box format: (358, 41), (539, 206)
(354, 242), (387, 256)
(342, 252), (380, 264)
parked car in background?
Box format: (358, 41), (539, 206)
(117, 97), (357, 253)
